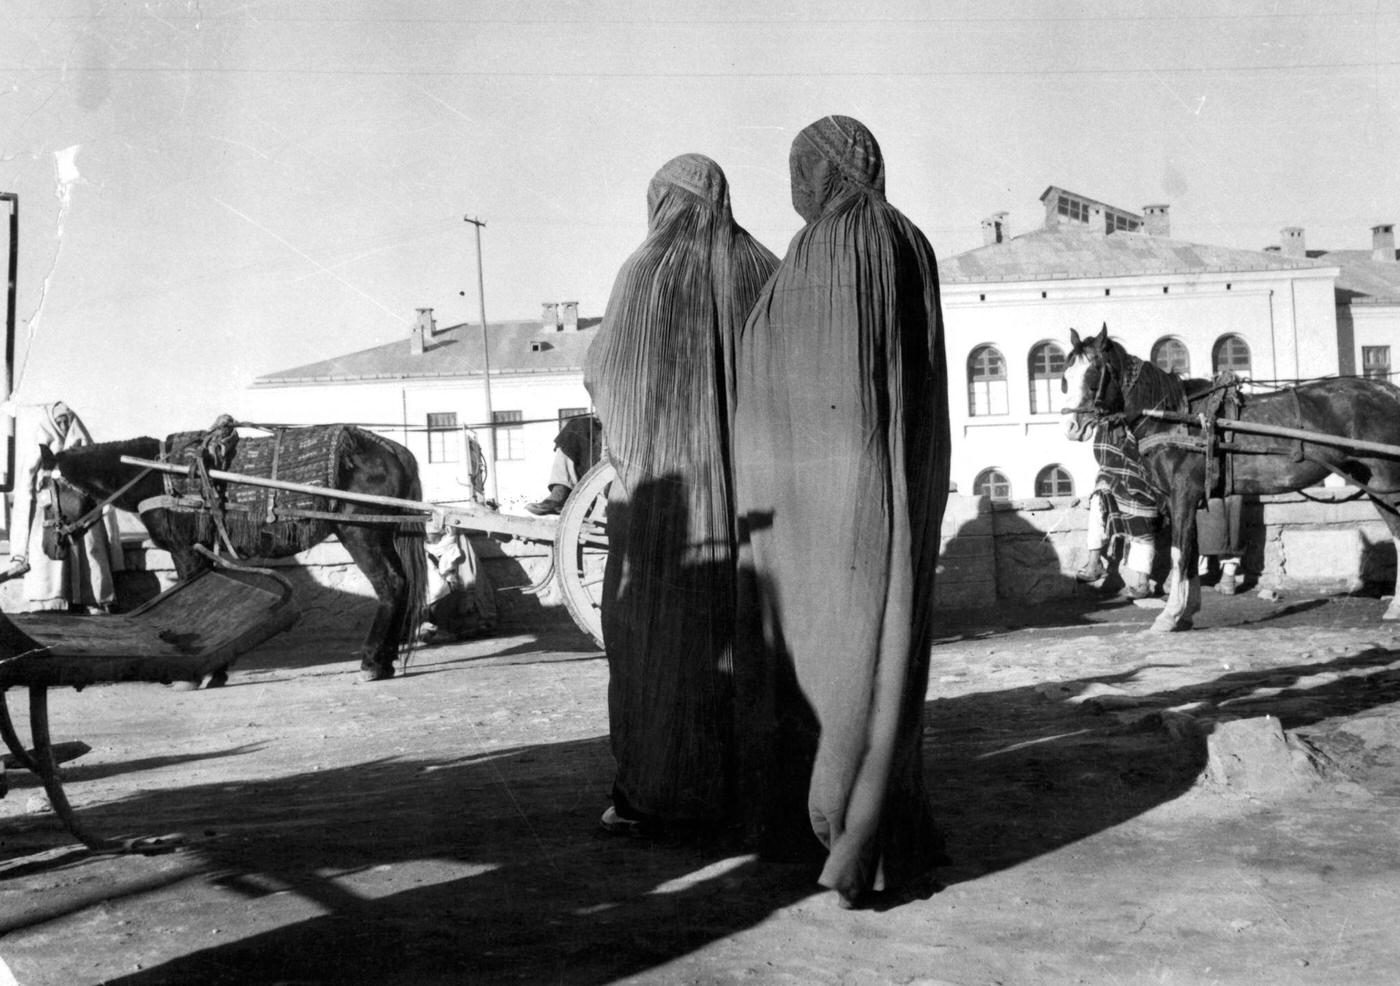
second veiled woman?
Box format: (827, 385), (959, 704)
(732, 117), (951, 907)
(584, 153), (778, 831)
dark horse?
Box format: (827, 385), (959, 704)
(42, 425), (427, 683)
(1063, 324), (1400, 632)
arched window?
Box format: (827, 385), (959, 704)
(1152, 337), (1190, 377)
(968, 345), (1009, 416)
(1028, 342), (1067, 414)
(1213, 335), (1251, 376)
(973, 468), (1011, 500)
(1035, 464), (1074, 498)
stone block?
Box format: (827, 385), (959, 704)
(1201, 716), (1337, 796)
(1278, 528), (1365, 586)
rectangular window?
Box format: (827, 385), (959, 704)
(1363, 346), (1391, 381)
(425, 412), (459, 464)
(1029, 378), (1067, 415)
(968, 380), (1010, 416)
(557, 406), (589, 429)
(492, 410), (525, 460)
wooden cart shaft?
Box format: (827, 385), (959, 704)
(117, 454), (562, 544)
(1139, 410), (1400, 460)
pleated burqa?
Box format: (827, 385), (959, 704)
(732, 117), (951, 903)
(584, 154), (778, 823)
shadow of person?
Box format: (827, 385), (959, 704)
(932, 497), (1144, 640)
(925, 640), (1400, 885)
(69, 733), (820, 986)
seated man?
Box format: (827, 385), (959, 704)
(526, 413), (603, 516)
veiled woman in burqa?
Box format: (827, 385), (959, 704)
(731, 117), (951, 907)
(584, 153), (778, 830)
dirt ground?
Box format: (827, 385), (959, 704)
(1, 581), (1400, 986)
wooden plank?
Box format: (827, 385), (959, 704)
(1139, 410), (1400, 459)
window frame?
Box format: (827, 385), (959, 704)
(968, 344), (1010, 417)
(973, 467), (1012, 501)
(1151, 337), (1191, 377)
(425, 411), (460, 464)
(1028, 341), (1068, 415)
(1212, 334), (1252, 376)
(491, 409), (526, 461)
(1035, 464), (1074, 498)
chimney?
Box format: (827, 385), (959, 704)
(1372, 223), (1396, 262)
(1089, 204), (1106, 233)
(1142, 204), (1170, 237)
(1280, 226), (1307, 259)
(411, 307), (433, 355)
(541, 302), (560, 332)
(561, 301), (579, 330)
(980, 212), (1010, 246)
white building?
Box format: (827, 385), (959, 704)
(938, 187), (1340, 501)
(1278, 222), (1400, 382)
(249, 303), (598, 509)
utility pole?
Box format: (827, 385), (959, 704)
(2, 193), (16, 496)
(463, 215), (498, 504)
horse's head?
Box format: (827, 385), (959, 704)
(42, 437), (162, 510)
(1061, 323), (1123, 442)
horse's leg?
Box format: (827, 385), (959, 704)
(337, 523), (409, 681)
(1370, 497), (1400, 620)
(1152, 492), (1202, 633)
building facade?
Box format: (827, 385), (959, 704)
(249, 303), (597, 509)
(939, 187), (1340, 501)
(1277, 223), (1400, 383)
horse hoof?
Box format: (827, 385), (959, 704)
(358, 665), (395, 683)
(1383, 605), (1400, 622)
(168, 680), (199, 692)
(1149, 614), (1185, 633)
(204, 670), (229, 689)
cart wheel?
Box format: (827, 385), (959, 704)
(552, 458), (612, 649)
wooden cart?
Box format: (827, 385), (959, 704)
(0, 560), (298, 850)
(115, 452), (616, 650)
(0, 455), (614, 852)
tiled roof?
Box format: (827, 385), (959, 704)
(940, 226), (1331, 284)
(253, 317), (602, 386)
(1306, 249), (1400, 304)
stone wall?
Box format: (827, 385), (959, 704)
(2, 488), (1390, 635)
(934, 486), (1396, 609)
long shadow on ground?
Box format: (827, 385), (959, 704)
(25, 620), (1392, 984)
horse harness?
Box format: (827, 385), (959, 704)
(132, 421), (421, 562)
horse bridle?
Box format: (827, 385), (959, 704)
(1064, 345), (1143, 424)
(43, 466), (155, 545)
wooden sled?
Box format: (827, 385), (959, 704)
(0, 562), (298, 851)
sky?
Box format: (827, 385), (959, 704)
(2, 0), (1398, 441)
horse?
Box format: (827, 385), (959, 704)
(41, 425), (428, 683)
(1062, 324), (1400, 632)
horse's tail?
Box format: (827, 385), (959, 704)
(392, 455), (429, 665)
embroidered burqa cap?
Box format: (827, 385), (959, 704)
(732, 117), (951, 903)
(584, 154), (777, 822)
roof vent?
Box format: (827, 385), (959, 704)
(1142, 204), (1170, 237)
(411, 307), (434, 355)
(530, 340), (553, 353)
(980, 212), (1010, 246)
(1372, 223), (1396, 263)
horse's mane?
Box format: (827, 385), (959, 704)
(74, 437), (161, 458)
(1108, 339), (1187, 415)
